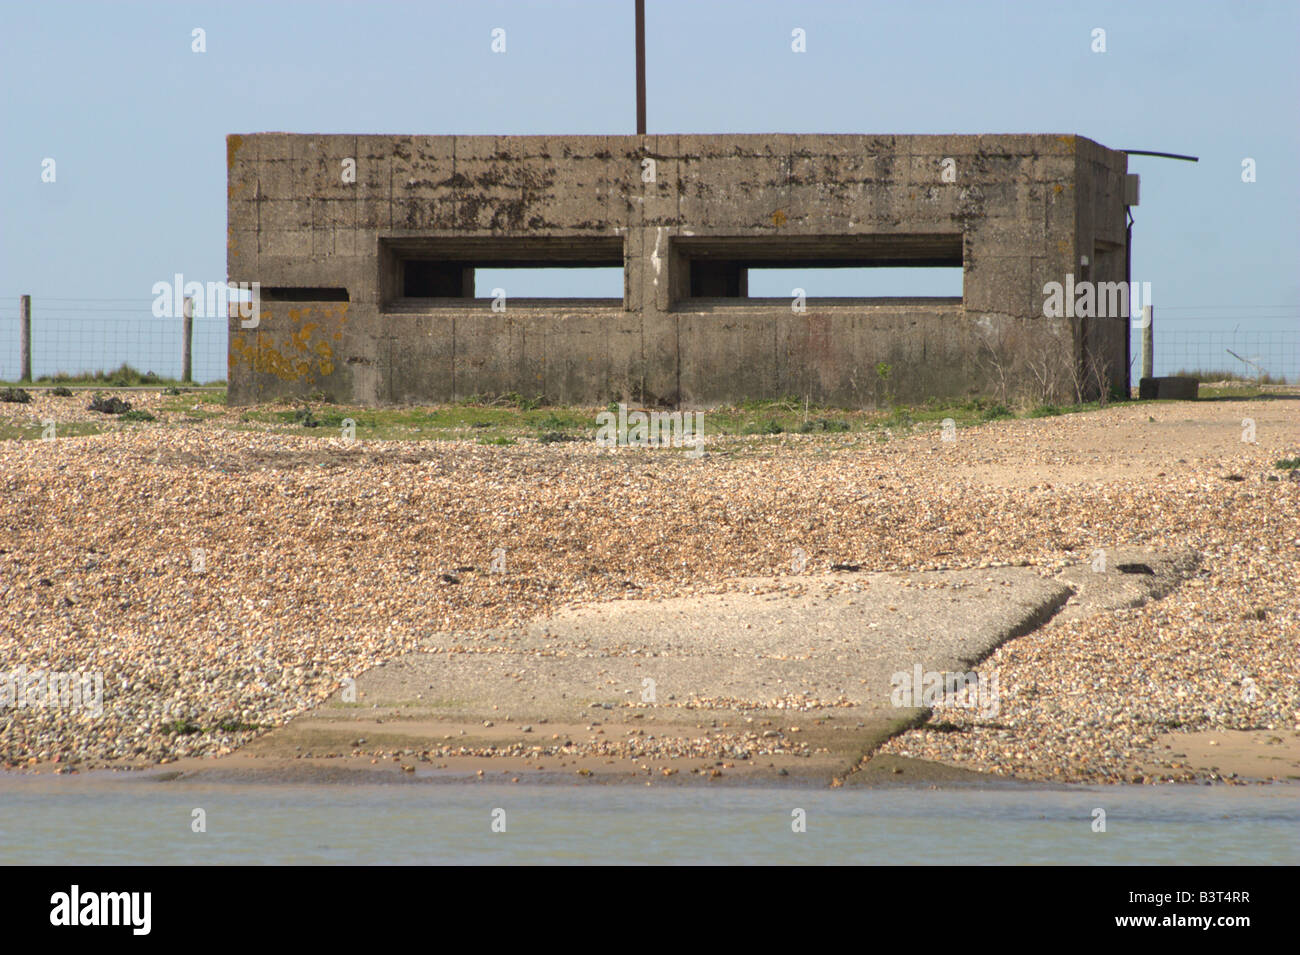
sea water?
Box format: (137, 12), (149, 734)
(0, 775), (1295, 865)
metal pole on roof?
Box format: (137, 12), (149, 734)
(636, 0), (646, 135)
(1119, 150), (1199, 162)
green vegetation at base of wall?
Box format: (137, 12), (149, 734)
(4, 380), (1292, 445)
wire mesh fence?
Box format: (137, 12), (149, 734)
(0, 297), (227, 383)
(1131, 305), (1299, 382)
(1129, 329), (1298, 382)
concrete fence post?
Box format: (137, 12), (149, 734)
(20, 295), (32, 382)
(182, 295), (194, 383)
(1141, 305), (1153, 381)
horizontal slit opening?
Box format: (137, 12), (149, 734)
(672, 234), (964, 304)
(261, 287), (350, 302)
(381, 236), (625, 307)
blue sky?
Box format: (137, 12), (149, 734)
(1, 0), (1296, 379)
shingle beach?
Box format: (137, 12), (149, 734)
(1, 391), (1296, 782)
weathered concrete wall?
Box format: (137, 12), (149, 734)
(227, 133), (1129, 406)
(1075, 136), (1131, 400)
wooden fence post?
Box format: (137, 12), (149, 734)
(182, 295), (194, 383)
(20, 295), (32, 382)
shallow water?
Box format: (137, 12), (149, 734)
(1, 776), (1295, 864)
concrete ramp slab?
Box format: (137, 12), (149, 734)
(230, 567), (1076, 783)
(368, 568), (1073, 714)
(209, 552), (1195, 785)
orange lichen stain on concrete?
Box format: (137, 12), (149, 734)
(771, 209), (787, 227)
(291, 322), (319, 352)
(227, 302), (348, 382)
(228, 332), (298, 381)
(1053, 183), (1064, 194)
(227, 135), (254, 200)
(259, 340), (304, 380)
(229, 334), (252, 372)
(1056, 134), (1077, 154)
